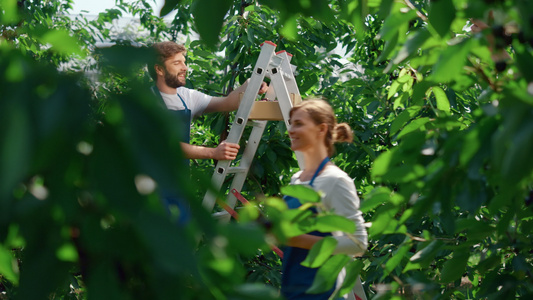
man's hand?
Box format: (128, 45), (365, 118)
(213, 140), (240, 160)
(258, 81), (269, 95)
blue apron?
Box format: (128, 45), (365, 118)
(281, 157), (340, 300)
(152, 86), (191, 224)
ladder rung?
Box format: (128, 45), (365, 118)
(212, 210), (230, 221)
(223, 166), (248, 175)
(248, 120), (266, 127)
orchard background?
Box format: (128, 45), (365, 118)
(1, 0), (533, 299)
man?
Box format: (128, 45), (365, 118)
(150, 41), (268, 161)
(150, 41), (267, 223)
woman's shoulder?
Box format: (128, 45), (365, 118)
(315, 165), (353, 188)
(321, 164), (350, 179)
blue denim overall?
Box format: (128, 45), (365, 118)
(152, 86), (191, 224)
(281, 157), (340, 299)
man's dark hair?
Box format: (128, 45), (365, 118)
(149, 41), (187, 80)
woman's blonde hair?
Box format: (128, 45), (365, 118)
(289, 99), (353, 157)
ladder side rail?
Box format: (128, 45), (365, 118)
(202, 42), (276, 211)
(269, 56), (305, 169)
(224, 43), (276, 145)
(269, 67), (292, 129)
(218, 120), (268, 222)
(277, 52), (305, 169)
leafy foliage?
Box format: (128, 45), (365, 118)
(1, 0), (533, 299)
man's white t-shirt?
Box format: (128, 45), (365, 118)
(159, 87), (212, 119)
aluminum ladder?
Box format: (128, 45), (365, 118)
(201, 41), (303, 220)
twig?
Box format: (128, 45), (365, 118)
(404, 0), (428, 22)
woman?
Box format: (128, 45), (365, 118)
(281, 99), (368, 299)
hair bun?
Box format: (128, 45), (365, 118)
(333, 123), (353, 143)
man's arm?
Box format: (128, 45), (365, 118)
(181, 141), (240, 160)
(204, 80), (268, 113)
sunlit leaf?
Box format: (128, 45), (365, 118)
(0, 0), (19, 24)
(360, 187), (391, 213)
(410, 240), (444, 265)
(302, 236), (337, 268)
(371, 151), (392, 179)
(39, 30), (84, 57)
(397, 117), (430, 139)
(392, 29), (431, 66)
(432, 86), (450, 112)
(314, 215), (355, 233)
(280, 15), (299, 40)
(307, 255), (351, 294)
(369, 203), (399, 237)
(390, 106), (422, 135)
(0, 244), (18, 284)
(281, 185), (321, 204)
(56, 243), (79, 262)
(383, 242), (410, 278)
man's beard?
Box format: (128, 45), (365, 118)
(164, 70), (186, 88)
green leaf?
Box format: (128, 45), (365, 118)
(302, 236), (337, 268)
(340, 0), (365, 40)
(371, 149), (396, 178)
(388, 80), (400, 100)
(403, 261), (422, 272)
(392, 28), (431, 66)
(360, 187), (391, 213)
(281, 185), (321, 204)
(390, 106), (422, 135)
(314, 215), (356, 233)
(429, 38), (473, 83)
(383, 242), (410, 278)
(382, 164), (426, 183)
(0, 243), (18, 284)
(432, 86), (450, 112)
(397, 117), (430, 139)
(0, 0), (19, 24)
(428, 0), (456, 38)
(499, 120), (533, 183)
(56, 243), (79, 262)
(224, 223), (269, 256)
(5, 58), (24, 82)
(39, 30), (84, 57)
(369, 203), (399, 237)
(160, 0), (181, 17)
(0, 102), (31, 202)
(440, 251), (469, 283)
(378, 9), (417, 41)
(192, 0), (232, 48)
(280, 15), (299, 40)
(307, 255), (351, 294)
(377, 31), (399, 62)
(410, 240), (444, 265)
(514, 43), (533, 82)
(337, 260), (364, 297)
(233, 283), (280, 299)
(459, 127), (480, 167)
